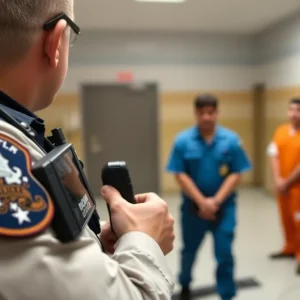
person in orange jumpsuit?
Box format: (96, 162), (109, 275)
(267, 98), (300, 275)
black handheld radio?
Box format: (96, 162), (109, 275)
(101, 161), (136, 233)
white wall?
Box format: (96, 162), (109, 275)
(258, 12), (300, 88)
(62, 12), (300, 94)
(258, 54), (300, 88)
(62, 31), (257, 93)
(63, 65), (257, 93)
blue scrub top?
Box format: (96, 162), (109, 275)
(166, 125), (252, 203)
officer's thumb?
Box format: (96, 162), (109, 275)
(101, 185), (124, 206)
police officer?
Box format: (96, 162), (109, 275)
(0, 1), (175, 299)
(166, 94), (251, 300)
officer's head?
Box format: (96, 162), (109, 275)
(0, 0), (76, 111)
(288, 98), (300, 127)
(194, 94), (219, 130)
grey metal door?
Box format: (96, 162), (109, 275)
(81, 83), (160, 198)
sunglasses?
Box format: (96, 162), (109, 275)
(44, 13), (80, 47)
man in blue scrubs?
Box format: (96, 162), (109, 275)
(166, 94), (252, 300)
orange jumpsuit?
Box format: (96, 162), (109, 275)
(269, 124), (300, 261)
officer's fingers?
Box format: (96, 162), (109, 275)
(134, 194), (147, 203)
(101, 186), (127, 208)
(135, 193), (161, 204)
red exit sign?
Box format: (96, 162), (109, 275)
(117, 71), (134, 82)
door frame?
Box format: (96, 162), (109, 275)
(252, 82), (266, 188)
(79, 82), (162, 196)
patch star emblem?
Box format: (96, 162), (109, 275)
(12, 207), (31, 225)
(10, 202), (18, 211)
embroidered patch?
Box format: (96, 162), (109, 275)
(0, 134), (54, 237)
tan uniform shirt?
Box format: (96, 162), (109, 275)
(0, 121), (175, 300)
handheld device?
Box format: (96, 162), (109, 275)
(101, 161), (136, 233)
(32, 143), (96, 243)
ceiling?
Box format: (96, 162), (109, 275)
(74, 0), (300, 34)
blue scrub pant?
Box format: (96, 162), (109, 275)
(179, 200), (236, 300)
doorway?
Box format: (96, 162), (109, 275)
(80, 83), (160, 197)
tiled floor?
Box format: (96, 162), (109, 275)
(96, 188), (300, 300)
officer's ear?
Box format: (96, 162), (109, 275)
(44, 20), (68, 68)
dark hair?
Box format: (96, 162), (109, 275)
(194, 94), (218, 109)
(290, 98), (300, 105)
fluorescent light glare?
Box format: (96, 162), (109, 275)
(136, 0), (185, 3)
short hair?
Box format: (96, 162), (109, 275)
(0, 0), (71, 66)
(194, 94), (219, 109)
(290, 98), (300, 105)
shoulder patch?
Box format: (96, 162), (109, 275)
(0, 133), (54, 238)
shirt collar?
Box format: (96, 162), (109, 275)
(192, 125), (222, 141)
(0, 90), (45, 136)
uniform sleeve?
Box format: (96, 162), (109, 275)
(0, 229), (174, 300)
(166, 136), (186, 173)
(112, 232), (174, 299)
(230, 137), (252, 174)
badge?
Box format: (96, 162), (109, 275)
(0, 134), (54, 238)
(219, 164), (229, 177)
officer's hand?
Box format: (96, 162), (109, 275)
(99, 221), (118, 255)
(198, 199), (218, 221)
(102, 186), (175, 255)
